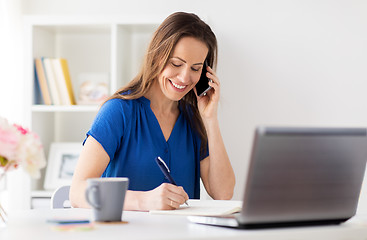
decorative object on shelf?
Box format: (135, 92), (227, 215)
(0, 116), (46, 227)
(77, 72), (109, 105)
(44, 142), (82, 190)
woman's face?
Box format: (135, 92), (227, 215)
(158, 37), (208, 101)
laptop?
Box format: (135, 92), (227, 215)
(188, 127), (367, 228)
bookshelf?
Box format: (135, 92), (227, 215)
(24, 15), (161, 207)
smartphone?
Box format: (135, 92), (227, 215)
(195, 61), (212, 97)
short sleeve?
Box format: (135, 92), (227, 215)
(85, 98), (131, 161)
(198, 136), (209, 161)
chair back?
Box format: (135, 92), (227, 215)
(51, 185), (71, 209)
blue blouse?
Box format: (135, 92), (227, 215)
(85, 97), (207, 199)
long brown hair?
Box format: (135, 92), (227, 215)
(107, 12), (218, 157)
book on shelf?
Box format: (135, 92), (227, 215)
(33, 66), (43, 104)
(34, 58), (52, 105)
(52, 58), (73, 105)
(59, 58), (76, 105)
(35, 57), (77, 105)
(42, 57), (61, 105)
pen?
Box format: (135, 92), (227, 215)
(155, 156), (189, 206)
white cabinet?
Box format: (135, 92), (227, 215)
(24, 15), (161, 202)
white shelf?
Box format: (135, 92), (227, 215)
(32, 104), (99, 112)
(31, 190), (53, 198)
(24, 15), (161, 202)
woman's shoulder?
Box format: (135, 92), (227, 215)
(103, 97), (141, 108)
(96, 97), (142, 129)
(97, 99), (130, 118)
(103, 96), (149, 114)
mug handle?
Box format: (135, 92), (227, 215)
(85, 185), (101, 209)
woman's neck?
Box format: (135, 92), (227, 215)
(144, 80), (178, 116)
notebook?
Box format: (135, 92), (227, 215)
(188, 127), (367, 228)
(150, 200), (242, 216)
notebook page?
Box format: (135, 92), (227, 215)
(150, 200), (242, 216)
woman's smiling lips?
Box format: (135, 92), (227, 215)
(169, 79), (187, 91)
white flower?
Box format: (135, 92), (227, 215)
(0, 116), (46, 179)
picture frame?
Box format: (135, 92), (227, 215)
(44, 142), (82, 190)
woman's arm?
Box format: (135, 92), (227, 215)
(197, 66), (235, 200)
(69, 136), (110, 208)
(70, 136), (188, 210)
(200, 121), (235, 200)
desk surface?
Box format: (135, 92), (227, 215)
(1, 208), (367, 240)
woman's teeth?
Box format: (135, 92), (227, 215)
(171, 81), (186, 89)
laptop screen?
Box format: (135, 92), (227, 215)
(239, 127), (367, 225)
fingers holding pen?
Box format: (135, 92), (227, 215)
(165, 184), (189, 209)
(144, 183), (189, 210)
(154, 157), (189, 209)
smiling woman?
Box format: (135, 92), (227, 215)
(154, 37), (208, 101)
(70, 12), (235, 211)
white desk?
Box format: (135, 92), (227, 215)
(1, 208), (367, 240)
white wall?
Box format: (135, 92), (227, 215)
(0, 0), (30, 210)
(14, 0), (367, 200)
(0, 0), (24, 124)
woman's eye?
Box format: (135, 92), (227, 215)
(171, 62), (181, 67)
(191, 67), (200, 72)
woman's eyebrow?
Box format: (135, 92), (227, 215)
(171, 56), (203, 66)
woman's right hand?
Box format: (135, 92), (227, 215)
(137, 183), (189, 211)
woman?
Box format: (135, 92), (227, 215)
(70, 12), (235, 211)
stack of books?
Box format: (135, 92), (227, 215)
(34, 57), (76, 105)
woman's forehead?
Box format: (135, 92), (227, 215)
(171, 37), (208, 63)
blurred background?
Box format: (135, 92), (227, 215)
(1, 0), (367, 207)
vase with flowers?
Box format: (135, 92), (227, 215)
(0, 116), (46, 226)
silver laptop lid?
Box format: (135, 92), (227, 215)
(239, 127), (367, 225)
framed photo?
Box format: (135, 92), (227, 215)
(44, 142), (82, 190)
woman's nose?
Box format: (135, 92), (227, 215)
(177, 68), (191, 83)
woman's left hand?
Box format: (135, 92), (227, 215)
(195, 66), (220, 120)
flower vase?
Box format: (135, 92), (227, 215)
(1, 116), (48, 228)
(0, 172), (8, 228)
(0, 201), (7, 228)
